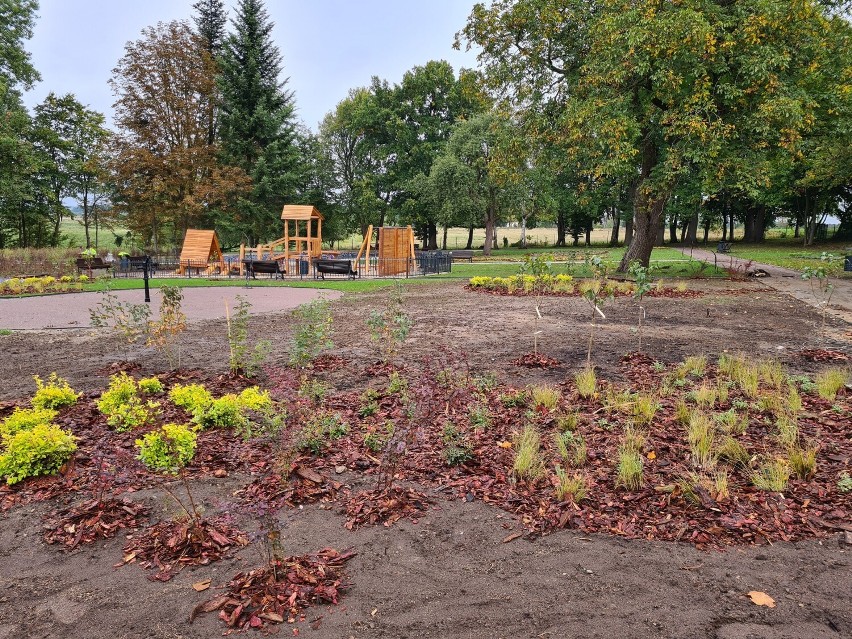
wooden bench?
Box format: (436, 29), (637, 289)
(450, 250), (475, 262)
(75, 257), (109, 275)
(717, 242), (733, 254)
(314, 259), (357, 279)
(242, 259), (283, 280)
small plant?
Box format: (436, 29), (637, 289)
(1, 407), (57, 437)
(289, 297), (334, 368)
(31, 373), (79, 410)
(759, 360), (786, 389)
(518, 254), (553, 355)
(363, 421), (394, 453)
(90, 291), (151, 360)
(442, 423), (473, 466)
(574, 367), (596, 398)
(775, 414), (799, 448)
(717, 435), (750, 467)
(687, 413), (716, 470)
(632, 393), (658, 427)
(815, 368), (848, 401)
(556, 411), (579, 433)
(469, 405), (492, 431)
(691, 383), (717, 409)
(628, 261), (654, 353)
(786, 386), (803, 414)
(530, 384), (560, 410)
(801, 253), (840, 345)
(387, 371), (408, 395)
(136, 423), (200, 519)
(472, 372), (498, 393)
(838, 472), (852, 493)
(756, 392), (784, 416)
(199, 394), (249, 430)
(358, 389), (380, 417)
(554, 430), (588, 468)
(512, 425), (545, 481)
(97, 373), (159, 432)
(499, 389), (527, 408)
(678, 355), (706, 378)
(788, 443), (818, 480)
(226, 296), (271, 377)
(297, 412), (349, 454)
(138, 377), (164, 394)
(299, 377), (328, 404)
(554, 466), (587, 502)
(615, 447), (643, 491)
(752, 457), (791, 492)
(0, 423), (77, 485)
(674, 400), (691, 426)
(367, 282), (412, 364)
(791, 374), (817, 394)
(169, 383), (213, 417)
(579, 256), (613, 365)
(146, 285), (186, 369)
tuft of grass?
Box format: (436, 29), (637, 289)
(574, 367), (596, 398)
(788, 444), (818, 480)
(815, 368), (848, 401)
(786, 386), (803, 415)
(715, 408), (749, 435)
(775, 414), (799, 448)
(678, 355), (707, 379)
(616, 447), (644, 491)
(553, 430), (587, 468)
(512, 426), (545, 481)
(556, 411), (579, 433)
(759, 359), (786, 389)
(752, 457), (791, 492)
(632, 393), (658, 427)
(530, 384), (561, 411)
(603, 387), (632, 415)
(691, 383), (717, 408)
(716, 380), (730, 405)
(554, 467), (588, 502)
(687, 413), (717, 470)
(756, 392), (785, 416)
(717, 435), (750, 467)
(713, 469), (730, 501)
(674, 400), (691, 426)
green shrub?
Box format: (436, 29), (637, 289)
(0, 423), (77, 485)
(289, 298), (334, 368)
(97, 373), (159, 432)
(138, 377), (164, 394)
(297, 413), (349, 454)
(469, 405), (492, 431)
(135, 423), (197, 475)
(0, 407), (57, 438)
(199, 394), (248, 430)
(838, 472), (852, 493)
(442, 423), (474, 466)
(299, 377), (327, 404)
(31, 373), (79, 410)
(363, 421), (394, 453)
(169, 383), (213, 416)
(387, 371), (409, 395)
(238, 387), (273, 413)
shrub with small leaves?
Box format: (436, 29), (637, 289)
(31, 373), (79, 410)
(0, 423), (77, 485)
(469, 405), (492, 431)
(298, 413), (349, 454)
(289, 298), (334, 368)
(169, 383), (213, 417)
(838, 472), (852, 493)
(387, 371), (408, 395)
(138, 377), (164, 394)
(199, 394), (248, 430)
(135, 423), (197, 475)
(97, 373), (159, 432)
(363, 421), (394, 452)
(1, 407), (57, 438)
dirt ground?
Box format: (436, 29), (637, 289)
(0, 279), (850, 639)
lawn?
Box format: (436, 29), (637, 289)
(727, 239), (852, 274)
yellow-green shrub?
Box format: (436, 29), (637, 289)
(0, 423), (77, 485)
(31, 373), (79, 410)
(138, 377), (164, 394)
(97, 373), (159, 432)
(169, 383), (213, 416)
(135, 423), (197, 475)
(1, 407), (57, 437)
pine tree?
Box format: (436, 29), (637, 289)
(218, 0), (301, 243)
(192, 0), (227, 57)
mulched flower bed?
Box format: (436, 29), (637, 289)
(122, 517), (248, 581)
(191, 548), (356, 631)
(237, 465), (341, 511)
(344, 486), (431, 529)
(795, 349), (849, 362)
(43, 497), (149, 549)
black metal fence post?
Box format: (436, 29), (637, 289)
(143, 256), (151, 303)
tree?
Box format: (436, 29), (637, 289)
(109, 21), (249, 250)
(0, 0), (40, 97)
(193, 0), (227, 57)
(218, 0), (301, 243)
(461, 0), (852, 269)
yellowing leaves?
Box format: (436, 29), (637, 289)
(748, 591), (776, 608)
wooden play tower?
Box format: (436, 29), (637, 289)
(254, 205), (324, 273)
(356, 225), (416, 276)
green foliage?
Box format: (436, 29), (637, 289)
(499, 389), (527, 408)
(31, 373), (79, 410)
(135, 423), (197, 475)
(367, 282), (412, 363)
(472, 372), (498, 393)
(441, 423), (473, 466)
(838, 472), (852, 493)
(615, 448), (643, 491)
(632, 393), (658, 427)
(199, 394), (249, 430)
(687, 413), (717, 471)
(0, 407), (57, 438)
(788, 444), (818, 480)
(299, 377), (327, 404)
(815, 368), (848, 401)
(469, 405), (492, 431)
(358, 389), (380, 417)
(530, 384), (560, 410)
(97, 373), (159, 432)
(554, 430), (587, 468)
(289, 298), (334, 368)
(0, 423), (77, 486)
(512, 425), (545, 481)
(297, 412), (348, 454)
(146, 285), (186, 369)
(89, 291), (151, 356)
(138, 377), (164, 394)
(574, 367), (596, 398)
(227, 296), (271, 377)
(363, 421), (394, 453)
(169, 383), (213, 417)
(752, 458), (791, 492)
(554, 467), (587, 503)
(387, 371), (408, 395)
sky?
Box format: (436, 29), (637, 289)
(22, 0), (481, 131)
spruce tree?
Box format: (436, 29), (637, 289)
(192, 0), (227, 57)
(218, 0), (300, 243)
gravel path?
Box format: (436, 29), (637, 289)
(0, 287), (342, 331)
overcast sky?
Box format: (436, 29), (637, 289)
(22, 0), (481, 131)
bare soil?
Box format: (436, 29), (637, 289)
(0, 279), (850, 639)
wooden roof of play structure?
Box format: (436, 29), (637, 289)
(281, 205), (324, 221)
(178, 229), (225, 274)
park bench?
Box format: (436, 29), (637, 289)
(717, 241), (733, 254)
(314, 258), (357, 279)
(242, 259), (284, 280)
(450, 249), (475, 262)
(75, 257), (109, 275)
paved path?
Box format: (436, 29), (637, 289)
(678, 247), (852, 325)
(0, 287), (342, 331)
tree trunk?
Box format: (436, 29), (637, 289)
(729, 211), (734, 242)
(669, 212), (678, 244)
(656, 220), (666, 246)
(556, 211), (567, 247)
(685, 208), (699, 245)
(483, 195), (496, 257)
(465, 225), (474, 250)
(441, 225), (448, 250)
(427, 223), (438, 251)
(624, 214), (634, 246)
(609, 208), (620, 246)
(702, 218), (710, 243)
(721, 206), (728, 242)
(585, 227), (592, 245)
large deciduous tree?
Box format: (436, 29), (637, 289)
(109, 21), (249, 250)
(461, 0), (852, 268)
(218, 0), (300, 243)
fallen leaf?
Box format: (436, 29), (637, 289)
(192, 579), (211, 592)
(748, 591), (776, 608)
(502, 532), (523, 543)
(370, 608), (378, 617)
(647, 450), (656, 460)
(497, 441), (513, 449)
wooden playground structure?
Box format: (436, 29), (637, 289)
(177, 229), (226, 275)
(247, 205), (324, 275)
(355, 225), (416, 276)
